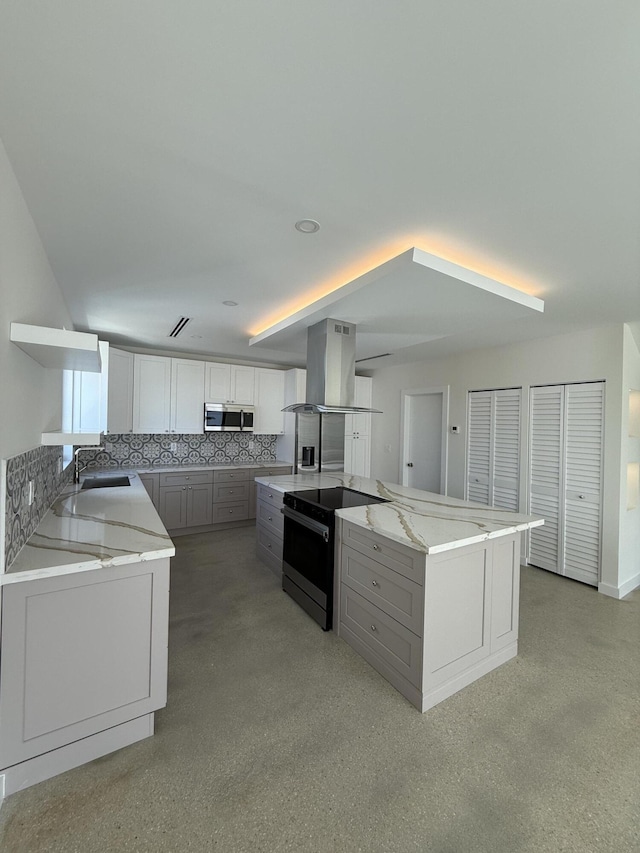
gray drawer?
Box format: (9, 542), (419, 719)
(215, 469), (252, 484)
(340, 586), (422, 688)
(213, 482), (249, 503)
(213, 501), (249, 523)
(257, 483), (284, 510)
(253, 466), (292, 478)
(256, 526), (283, 576)
(341, 545), (423, 635)
(159, 471), (213, 488)
(256, 499), (284, 538)
(341, 521), (424, 585)
(256, 525), (283, 560)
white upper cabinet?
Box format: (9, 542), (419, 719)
(205, 363), (255, 404)
(133, 355), (172, 433)
(133, 355), (203, 434)
(253, 369), (285, 434)
(170, 359), (205, 433)
(107, 348), (134, 434)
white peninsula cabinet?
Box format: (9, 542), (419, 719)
(0, 472), (173, 796)
(133, 354), (204, 434)
(0, 561), (169, 784)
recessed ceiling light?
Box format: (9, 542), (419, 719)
(295, 219), (320, 234)
(223, 300), (238, 307)
(190, 334), (202, 339)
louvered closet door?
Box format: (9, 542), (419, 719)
(492, 389), (521, 510)
(528, 386), (563, 573)
(467, 388), (521, 509)
(528, 382), (604, 586)
(467, 391), (492, 505)
(563, 383), (604, 586)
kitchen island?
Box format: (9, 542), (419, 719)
(255, 471), (543, 712)
(0, 471), (174, 798)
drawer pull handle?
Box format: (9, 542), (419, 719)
(370, 624), (377, 632)
(267, 543), (272, 549)
(229, 509), (234, 514)
(372, 544), (380, 551)
(371, 580), (378, 587)
(268, 516), (272, 521)
(229, 490), (234, 493)
(268, 493), (273, 498)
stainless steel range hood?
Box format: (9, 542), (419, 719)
(282, 319), (382, 414)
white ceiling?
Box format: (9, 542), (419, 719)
(1, 1), (639, 369)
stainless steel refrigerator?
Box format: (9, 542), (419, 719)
(295, 413), (345, 474)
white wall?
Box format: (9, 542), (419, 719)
(370, 325), (626, 592)
(617, 324), (640, 594)
(0, 137), (73, 460)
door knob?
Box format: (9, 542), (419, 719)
(407, 462), (414, 467)
(578, 494), (586, 499)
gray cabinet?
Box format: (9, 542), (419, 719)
(0, 558), (170, 770)
(143, 464), (291, 534)
(335, 520), (521, 713)
(158, 471), (213, 531)
(255, 483), (285, 577)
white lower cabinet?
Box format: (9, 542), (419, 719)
(344, 434), (371, 478)
(335, 520), (521, 712)
(344, 376), (372, 476)
(0, 558), (169, 777)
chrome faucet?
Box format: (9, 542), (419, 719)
(73, 446), (101, 484)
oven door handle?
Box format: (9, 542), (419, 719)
(282, 506), (330, 543)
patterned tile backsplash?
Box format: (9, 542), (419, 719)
(83, 432), (279, 469)
(3, 445), (71, 571)
(2, 433), (279, 571)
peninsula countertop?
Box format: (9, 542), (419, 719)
(255, 472), (544, 555)
(3, 471), (175, 585)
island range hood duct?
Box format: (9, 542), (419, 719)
(282, 319), (382, 414)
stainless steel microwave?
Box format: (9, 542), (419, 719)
(204, 403), (254, 432)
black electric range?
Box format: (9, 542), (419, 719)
(281, 487), (388, 630)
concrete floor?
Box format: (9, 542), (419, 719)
(0, 526), (638, 853)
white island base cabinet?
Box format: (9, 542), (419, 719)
(335, 521), (520, 713)
(0, 557), (170, 797)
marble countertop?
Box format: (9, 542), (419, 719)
(255, 472), (544, 555)
(3, 471), (175, 585)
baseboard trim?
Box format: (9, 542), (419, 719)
(599, 573), (640, 600)
(0, 713), (154, 802)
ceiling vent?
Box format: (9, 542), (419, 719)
(169, 317), (191, 338)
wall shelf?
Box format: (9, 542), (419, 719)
(11, 323), (102, 372)
(41, 431), (103, 446)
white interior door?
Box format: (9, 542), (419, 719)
(402, 389), (447, 492)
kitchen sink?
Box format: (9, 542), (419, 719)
(81, 475), (131, 490)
